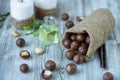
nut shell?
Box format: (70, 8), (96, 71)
(78, 46), (88, 55)
(16, 38), (25, 47)
(76, 33), (86, 42)
(80, 42), (89, 47)
(20, 64), (29, 73)
(45, 60), (56, 71)
(70, 34), (76, 41)
(61, 13), (69, 21)
(103, 72), (114, 80)
(73, 55), (85, 64)
(66, 63), (77, 74)
(62, 39), (71, 49)
(85, 36), (90, 45)
(41, 70), (52, 79)
(65, 20), (74, 29)
(12, 30), (20, 37)
(65, 50), (76, 60)
(76, 16), (84, 21)
(35, 48), (44, 55)
(20, 50), (30, 58)
(70, 41), (79, 50)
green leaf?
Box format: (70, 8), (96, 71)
(25, 31), (34, 35)
(22, 25), (32, 30)
(33, 23), (41, 30)
(23, 19), (41, 36)
(33, 31), (38, 36)
(33, 19), (37, 24)
(0, 12), (10, 17)
(0, 18), (6, 22)
(0, 12), (10, 22)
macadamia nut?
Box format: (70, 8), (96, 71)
(35, 47), (44, 55)
(12, 30), (20, 37)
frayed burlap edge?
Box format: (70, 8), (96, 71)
(10, 14), (35, 30)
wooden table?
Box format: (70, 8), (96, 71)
(0, 0), (120, 80)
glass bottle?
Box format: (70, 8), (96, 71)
(39, 16), (59, 46)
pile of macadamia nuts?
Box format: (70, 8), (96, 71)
(62, 32), (90, 64)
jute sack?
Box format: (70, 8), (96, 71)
(10, 15), (35, 30)
(62, 8), (115, 60)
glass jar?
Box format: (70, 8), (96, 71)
(39, 16), (59, 46)
(34, 0), (57, 19)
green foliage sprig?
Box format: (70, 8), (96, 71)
(0, 12), (10, 22)
(22, 20), (41, 36)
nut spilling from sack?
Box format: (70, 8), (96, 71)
(62, 8), (115, 63)
(63, 33), (89, 64)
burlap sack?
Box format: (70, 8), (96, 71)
(62, 8), (115, 60)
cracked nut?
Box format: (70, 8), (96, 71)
(20, 50), (30, 58)
(41, 69), (52, 79)
(12, 30), (20, 37)
(76, 16), (84, 21)
(35, 47), (44, 55)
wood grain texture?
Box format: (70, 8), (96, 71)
(0, 0), (120, 80)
